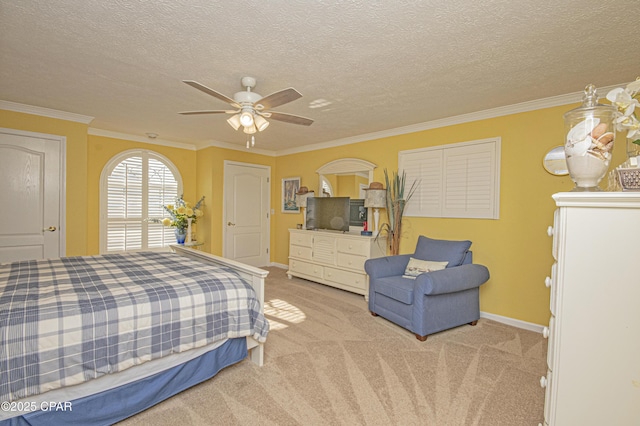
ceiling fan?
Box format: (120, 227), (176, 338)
(179, 77), (314, 141)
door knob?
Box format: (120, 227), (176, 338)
(227, 222), (236, 226)
(43, 226), (57, 232)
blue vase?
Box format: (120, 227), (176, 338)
(175, 228), (186, 244)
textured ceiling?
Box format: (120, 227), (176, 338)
(1, 0), (638, 154)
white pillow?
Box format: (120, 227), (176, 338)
(402, 257), (449, 279)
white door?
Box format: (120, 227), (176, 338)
(0, 129), (64, 262)
(223, 162), (270, 267)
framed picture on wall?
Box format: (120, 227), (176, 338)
(282, 177), (300, 213)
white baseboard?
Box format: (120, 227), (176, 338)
(480, 311), (545, 334)
(267, 262), (545, 334)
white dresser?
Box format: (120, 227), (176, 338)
(541, 192), (640, 425)
(287, 229), (386, 297)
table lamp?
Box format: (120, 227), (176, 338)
(296, 187), (314, 229)
(364, 182), (386, 237)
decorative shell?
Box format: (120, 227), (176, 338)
(590, 123), (608, 140)
(566, 118), (604, 157)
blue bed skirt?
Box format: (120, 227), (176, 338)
(2, 338), (247, 426)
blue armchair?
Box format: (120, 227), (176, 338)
(364, 236), (490, 341)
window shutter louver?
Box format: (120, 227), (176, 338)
(105, 152), (180, 252)
(403, 150), (442, 217)
(147, 157), (179, 248)
(399, 138), (500, 219)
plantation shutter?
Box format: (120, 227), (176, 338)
(400, 138), (500, 219)
(107, 156), (143, 252)
(402, 149), (442, 217)
(148, 157), (179, 248)
(105, 152), (180, 252)
(442, 142), (497, 218)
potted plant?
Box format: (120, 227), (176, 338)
(379, 169), (418, 255)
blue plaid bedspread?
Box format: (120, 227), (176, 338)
(0, 251), (269, 402)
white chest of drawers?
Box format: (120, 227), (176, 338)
(541, 193), (640, 425)
(287, 229), (386, 297)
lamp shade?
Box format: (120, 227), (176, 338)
(296, 191), (314, 208)
(364, 188), (386, 208)
(254, 114), (270, 131)
(226, 114), (242, 131)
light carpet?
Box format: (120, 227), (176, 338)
(120, 266), (546, 425)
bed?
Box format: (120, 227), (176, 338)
(0, 245), (269, 425)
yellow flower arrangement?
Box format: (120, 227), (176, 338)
(162, 196), (205, 231)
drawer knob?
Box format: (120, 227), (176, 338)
(542, 327), (549, 338)
(540, 376), (547, 388)
(545, 277), (552, 288)
(547, 226), (554, 237)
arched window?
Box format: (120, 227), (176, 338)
(100, 150), (183, 253)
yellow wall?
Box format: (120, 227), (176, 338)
(0, 110), (89, 256)
(195, 147), (276, 256)
(3, 101), (627, 326)
(334, 174), (368, 198)
(86, 135), (198, 255)
(272, 104), (627, 325)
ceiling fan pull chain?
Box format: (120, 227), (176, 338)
(246, 135), (256, 149)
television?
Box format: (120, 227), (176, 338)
(349, 198), (367, 227)
(306, 197), (350, 232)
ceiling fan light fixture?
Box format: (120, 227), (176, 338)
(240, 110), (254, 127)
(181, 78), (314, 144)
(227, 114), (242, 131)
(254, 114), (270, 131)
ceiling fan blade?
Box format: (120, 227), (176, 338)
(268, 111), (314, 126)
(182, 80), (240, 107)
(178, 110), (236, 115)
(256, 88), (302, 109)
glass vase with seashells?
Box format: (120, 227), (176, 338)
(563, 84), (617, 191)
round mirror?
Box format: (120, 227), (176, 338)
(543, 146), (569, 176)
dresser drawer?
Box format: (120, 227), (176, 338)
(548, 208), (560, 261)
(549, 263), (558, 316)
(290, 244), (312, 260)
(290, 232), (313, 247)
(337, 253), (367, 271)
(546, 315), (556, 371)
(289, 259), (323, 279)
(337, 238), (369, 256)
(542, 370), (553, 423)
(324, 267), (366, 291)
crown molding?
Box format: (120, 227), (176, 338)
(3, 81), (626, 157)
(88, 128), (277, 156)
(0, 100), (94, 124)
(88, 128), (197, 151)
(196, 139), (276, 157)
(275, 82), (625, 156)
